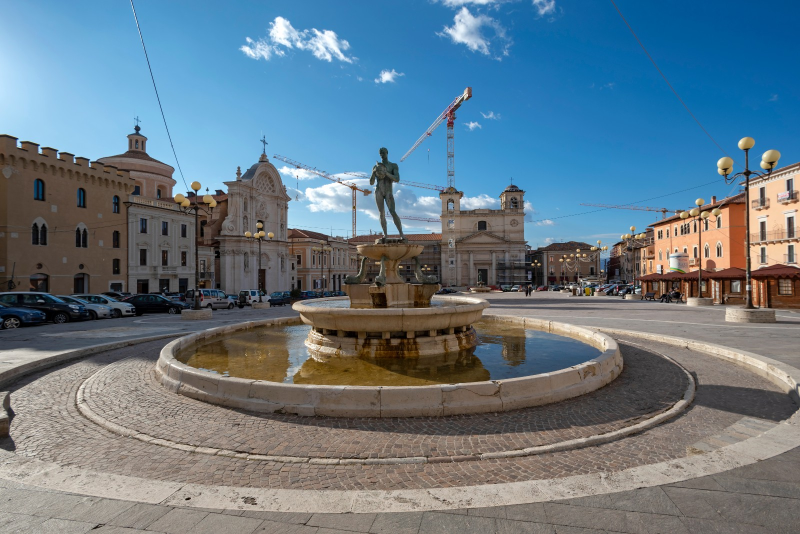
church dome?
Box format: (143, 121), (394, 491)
(503, 184), (521, 193)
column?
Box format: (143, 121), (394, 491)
(468, 252), (474, 286)
(456, 253), (462, 286)
(490, 251), (496, 285)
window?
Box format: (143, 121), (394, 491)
(788, 216), (796, 239)
(658, 250), (662, 261)
(139, 249), (147, 266)
(161, 250), (169, 267)
(75, 228), (81, 248)
(140, 218), (147, 233)
(181, 224), (187, 238)
(132, 185), (141, 196)
(113, 259), (120, 275)
(297, 254), (302, 266)
(778, 279), (793, 296)
(77, 188), (86, 208)
(703, 219), (709, 231)
(162, 221), (169, 236)
(717, 216), (722, 229)
(693, 246), (698, 259)
(112, 196), (120, 213)
(181, 251), (187, 267)
(704, 244), (710, 258)
(112, 231), (120, 248)
(82, 229), (88, 248)
(683, 247), (687, 254)
(788, 178), (795, 192)
(34, 179), (45, 201)
(510, 197), (519, 209)
(32, 223), (39, 245)
(759, 220), (767, 241)
(156, 188), (162, 199)
(716, 243), (723, 257)
(477, 221), (487, 231)
(200, 220), (206, 237)
(789, 245), (796, 264)
(447, 199), (454, 211)
(40, 224), (47, 245)
(731, 280), (741, 293)
(693, 220), (697, 233)
(760, 247), (767, 264)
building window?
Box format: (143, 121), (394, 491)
(113, 259), (120, 275)
(30, 273), (48, 292)
(34, 179), (45, 201)
(31, 223), (39, 245)
(139, 249), (147, 266)
(140, 218), (147, 233)
(778, 279), (793, 296)
(666, 228), (670, 238)
(181, 251), (187, 266)
(703, 219), (709, 231)
(156, 188), (162, 199)
(788, 216), (796, 239)
(297, 254), (302, 266)
(112, 231), (120, 248)
(510, 197), (519, 209)
(717, 216), (722, 229)
(760, 247), (767, 264)
(716, 242), (722, 257)
(77, 188), (86, 208)
(200, 220), (206, 237)
(731, 280), (741, 293)
(658, 250), (662, 261)
(478, 221), (487, 231)
(162, 221), (169, 236)
(181, 224), (187, 238)
(693, 246), (698, 259)
(82, 229), (88, 248)
(111, 195), (119, 213)
(789, 245), (796, 264)
(161, 250), (169, 267)
(40, 224), (47, 245)
(132, 185), (141, 196)
(75, 228), (82, 248)
(704, 244), (710, 258)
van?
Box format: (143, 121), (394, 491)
(186, 289), (232, 309)
(238, 289), (267, 306)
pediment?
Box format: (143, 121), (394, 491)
(458, 231), (509, 244)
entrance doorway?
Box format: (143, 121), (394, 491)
(73, 273), (89, 293)
(477, 268), (488, 285)
(159, 278), (170, 293)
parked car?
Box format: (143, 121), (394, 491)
(57, 295), (113, 320)
(103, 291), (131, 300)
(299, 291), (319, 299)
(163, 292), (186, 302)
(124, 294), (189, 315)
(511, 285), (521, 292)
(268, 292), (290, 306)
(0, 302), (47, 329)
(72, 294), (136, 318)
(186, 289), (232, 309)
(500, 285), (512, 292)
(238, 289), (267, 306)
(331, 291), (346, 297)
(0, 292), (89, 323)
(435, 288), (458, 295)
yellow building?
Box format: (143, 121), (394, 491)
(289, 229), (356, 292)
(0, 135), (134, 293)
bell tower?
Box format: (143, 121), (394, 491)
(127, 117), (147, 153)
(500, 184), (524, 211)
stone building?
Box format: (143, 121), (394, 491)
(349, 233), (442, 284)
(0, 135), (134, 294)
(99, 126), (199, 294)
(439, 184), (527, 287)
(290, 229), (356, 292)
(534, 241), (601, 286)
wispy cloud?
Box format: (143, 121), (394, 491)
(544, 237), (555, 244)
(461, 194), (499, 210)
(532, 0), (556, 16)
(374, 69), (405, 84)
(465, 121), (482, 131)
(240, 17), (354, 63)
(535, 219), (555, 226)
(441, 0), (504, 6)
(481, 111), (501, 120)
(438, 7), (511, 59)
(769, 94), (778, 102)
(523, 201), (535, 222)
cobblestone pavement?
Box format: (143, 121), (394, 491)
(3, 334), (794, 491)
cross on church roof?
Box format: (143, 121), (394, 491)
(134, 116), (141, 128)
(260, 134), (268, 154)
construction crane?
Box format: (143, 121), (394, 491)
(273, 155), (371, 238)
(400, 87), (472, 190)
(343, 172), (445, 192)
(580, 203), (680, 219)
(400, 216), (440, 223)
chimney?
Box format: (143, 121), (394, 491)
(711, 196), (716, 204)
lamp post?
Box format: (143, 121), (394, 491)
(678, 199), (722, 299)
(716, 137), (781, 309)
(244, 223), (275, 302)
(531, 260), (541, 287)
(174, 183), (216, 311)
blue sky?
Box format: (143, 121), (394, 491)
(1, 0), (797, 247)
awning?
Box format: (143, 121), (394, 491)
(751, 264), (800, 279)
(707, 267), (746, 280)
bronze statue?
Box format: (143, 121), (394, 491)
(370, 147), (405, 241)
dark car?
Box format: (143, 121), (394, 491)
(0, 302), (47, 329)
(299, 291), (318, 299)
(268, 292), (290, 307)
(125, 294), (189, 315)
(435, 288), (457, 295)
(0, 292), (89, 323)
(103, 291), (131, 300)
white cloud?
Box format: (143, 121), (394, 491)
(277, 166), (318, 181)
(532, 0), (556, 16)
(357, 76), (363, 82)
(544, 237), (555, 244)
(374, 69), (405, 84)
(465, 121), (482, 131)
(441, 0), (503, 6)
(461, 193), (499, 210)
(240, 17), (354, 63)
(523, 200), (535, 221)
(535, 219), (554, 226)
(769, 94), (778, 102)
(438, 7), (510, 58)
(480, 111), (501, 120)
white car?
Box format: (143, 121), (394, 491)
(186, 289), (233, 310)
(58, 295), (113, 320)
(72, 293), (136, 318)
(238, 289), (267, 306)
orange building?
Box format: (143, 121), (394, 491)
(747, 161), (799, 268)
(648, 193), (746, 295)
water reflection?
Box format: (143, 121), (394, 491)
(176, 321), (600, 387)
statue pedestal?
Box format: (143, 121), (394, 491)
(356, 242), (423, 285)
(346, 283), (440, 309)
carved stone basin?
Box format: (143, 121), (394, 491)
(357, 243), (424, 262)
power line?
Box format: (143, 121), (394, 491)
(129, 0), (190, 192)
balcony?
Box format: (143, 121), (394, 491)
(750, 228), (797, 243)
(752, 198), (770, 210)
(777, 190), (798, 205)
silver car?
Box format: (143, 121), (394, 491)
(72, 293), (136, 318)
(58, 295), (113, 320)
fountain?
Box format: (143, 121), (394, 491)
(155, 148), (623, 417)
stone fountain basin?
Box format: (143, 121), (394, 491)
(293, 296), (489, 333)
(357, 243), (423, 261)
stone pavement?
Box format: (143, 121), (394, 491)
(0, 292), (798, 532)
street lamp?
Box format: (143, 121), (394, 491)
(174, 183), (216, 310)
(244, 223), (275, 302)
(716, 137), (781, 309)
(531, 260), (541, 287)
(678, 199), (722, 299)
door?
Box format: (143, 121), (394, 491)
(477, 268), (488, 285)
(74, 273), (89, 293)
(137, 279), (149, 294)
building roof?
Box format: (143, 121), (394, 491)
(536, 241), (594, 252)
(650, 192), (745, 227)
(100, 149), (173, 169)
(751, 264), (800, 279)
(348, 233), (442, 243)
(288, 228), (336, 241)
(503, 184), (522, 193)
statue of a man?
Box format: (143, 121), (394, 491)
(370, 147), (405, 241)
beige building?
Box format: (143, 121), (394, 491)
(99, 126), (200, 294)
(349, 233), (442, 284)
(439, 184), (527, 287)
(534, 241), (601, 286)
(290, 229), (356, 292)
(749, 162), (799, 268)
(0, 135), (134, 294)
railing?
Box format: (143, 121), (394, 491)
(786, 254), (797, 265)
(129, 196), (181, 211)
(750, 228), (797, 243)
(752, 198), (770, 210)
(777, 190), (798, 204)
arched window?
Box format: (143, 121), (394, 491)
(447, 199), (454, 211)
(243, 198), (248, 212)
(112, 231), (120, 248)
(478, 221), (487, 231)
(156, 188), (162, 199)
(693, 246), (698, 259)
(703, 218), (709, 231)
(40, 224), (47, 246)
(135, 139), (139, 149)
(693, 221), (697, 233)
(77, 188), (86, 208)
(717, 216), (722, 229)
(34, 179), (45, 201)
(704, 244), (710, 258)
(75, 228), (82, 248)
(32, 223), (39, 245)
(82, 229), (88, 248)
(200, 220), (207, 237)
(112, 196), (120, 213)
(683, 247), (687, 253)
(510, 197), (519, 209)
(716, 242), (723, 257)
(658, 250), (662, 261)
